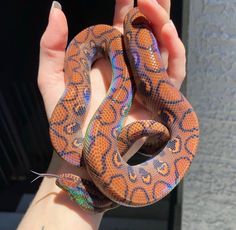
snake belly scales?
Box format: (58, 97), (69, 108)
(49, 8), (199, 213)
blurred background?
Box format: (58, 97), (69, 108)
(0, 0), (183, 229)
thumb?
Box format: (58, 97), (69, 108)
(38, 1), (68, 118)
(40, 1), (68, 51)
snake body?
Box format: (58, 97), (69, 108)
(49, 8), (199, 212)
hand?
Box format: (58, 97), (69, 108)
(38, 0), (187, 212)
(38, 0), (186, 214)
(38, 0), (186, 167)
(38, 0), (186, 124)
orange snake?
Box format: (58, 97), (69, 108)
(48, 8), (199, 212)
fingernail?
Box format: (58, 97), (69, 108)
(50, 1), (62, 12)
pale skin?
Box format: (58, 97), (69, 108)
(17, 0), (186, 229)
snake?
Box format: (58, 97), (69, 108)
(48, 8), (199, 212)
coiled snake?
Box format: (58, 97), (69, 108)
(48, 8), (199, 212)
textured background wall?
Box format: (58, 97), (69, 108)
(182, 0), (236, 229)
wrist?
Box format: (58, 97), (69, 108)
(18, 151), (104, 230)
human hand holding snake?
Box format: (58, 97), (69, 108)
(18, 1), (189, 229)
(19, 0), (189, 229)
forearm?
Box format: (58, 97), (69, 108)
(18, 60), (115, 230)
(17, 152), (103, 230)
(18, 58), (142, 230)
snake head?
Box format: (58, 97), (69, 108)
(56, 173), (96, 212)
(56, 173), (117, 213)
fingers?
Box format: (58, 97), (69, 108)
(38, 1), (68, 118)
(138, 0), (186, 89)
(40, 2), (68, 52)
(137, 0), (169, 68)
(138, 0), (170, 40)
(113, 0), (134, 32)
(161, 21), (186, 89)
(113, 0), (170, 33)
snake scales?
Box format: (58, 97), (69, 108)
(48, 8), (199, 212)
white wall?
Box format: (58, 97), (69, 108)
(182, 1), (236, 229)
